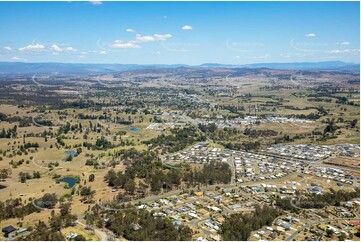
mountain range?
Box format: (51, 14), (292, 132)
(0, 61), (358, 75)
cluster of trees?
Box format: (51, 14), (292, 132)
(222, 141), (261, 151)
(104, 208), (192, 241)
(19, 171), (41, 183)
(105, 149), (171, 195)
(143, 127), (205, 153)
(243, 128), (278, 138)
(275, 197), (299, 213)
(105, 148), (232, 197)
(0, 113), (34, 127)
(57, 122), (85, 135)
(25, 203), (78, 241)
(198, 123), (243, 141)
(22, 142), (40, 149)
(0, 198), (40, 222)
(77, 113), (106, 120)
(79, 186), (96, 203)
(286, 113), (322, 120)
(83, 137), (115, 150)
(22, 221), (65, 241)
(35, 193), (58, 209)
(0, 125), (18, 138)
(184, 161), (231, 186)
(221, 205), (282, 241)
(296, 188), (360, 209)
(335, 96), (358, 106)
(0, 168), (11, 180)
(348, 119), (358, 129)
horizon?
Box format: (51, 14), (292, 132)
(1, 60), (360, 66)
(0, 1), (359, 65)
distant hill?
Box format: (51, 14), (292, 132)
(240, 61), (360, 72)
(0, 61), (358, 75)
(198, 61), (359, 73)
(0, 62), (154, 75)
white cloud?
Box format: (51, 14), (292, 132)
(89, 1), (102, 5)
(339, 42), (350, 46)
(99, 50), (107, 55)
(81, 51), (88, 55)
(65, 47), (77, 52)
(52, 52), (60, 56)
(3, 46), (12, 51)
(134, 34), (172, 43)
(109, 33), (172, 49)
(50, 44), (63, 52)
(111, 40), (140, 49)
(19, 43), (45, 51)
(305, 33), (316, 37)
(327, 49), (359, 54)
(182, 25), (193, 30)
(126, 28), (135, 33)
(11, 56), (26, 62)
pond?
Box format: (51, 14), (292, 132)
(65, 150), (78, 158)
(59, 176), (77, 188)
(130, 127), (140, 132)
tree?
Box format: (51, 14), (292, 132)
(49, 213), (63, 232)
(124, 179), (136, 194)
(59, 202), (71, 216)
(350, 119), (358, 128)
(221, 205), (281, 241)
(80, 186), (95, 203)
(326, 229), (334, 238)
(41, 193), (58, 209)
(178, 225), (193, 240)
(73, 234), (87, 241)
(0, 168), (11, 180)
(27, 220), (65, 241)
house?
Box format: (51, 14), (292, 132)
(194, 191), (203, 196)
(213, 195), (222, 201)
(66, 232), (78, 240)
(15, 228), (28, 235)
(281, 222), (292, 230)
(349, 221), (360, 228)
(216, 216), (225, 224)
(210, 206), (221, 212)
(269, 232), (277, 239)
(2, 226), (16, 237)
(188, 212), (199, 219)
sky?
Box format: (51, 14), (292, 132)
(0, 1), (359, 65)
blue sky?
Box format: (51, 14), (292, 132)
(0, 1), (359, 65)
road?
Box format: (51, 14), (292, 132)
(286, 218), (360, 241)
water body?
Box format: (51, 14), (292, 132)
(0, 185), (6, 190)
(65, 150), (77, 158)
(130, 127), (140, 132)
(59, 177), (77, 188)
